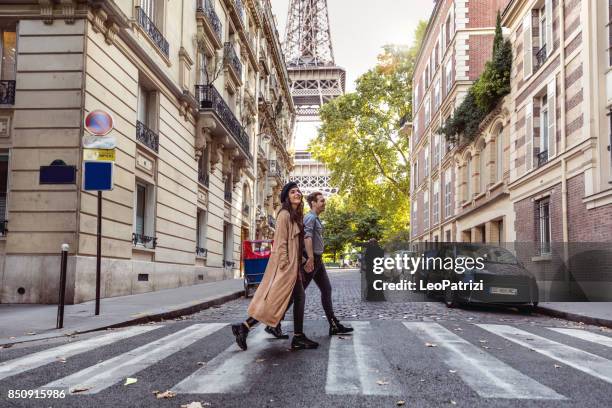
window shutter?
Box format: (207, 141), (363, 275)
(523, 13), (533, 78)
(525, 101), (534, 171)
(547, 78), (556, 158)
(545, 0), (553, 55)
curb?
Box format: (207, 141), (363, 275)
(0, 290), (244, 347)
(536, 306), (612, 329)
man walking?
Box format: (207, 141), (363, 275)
(266, 192), (354, 338)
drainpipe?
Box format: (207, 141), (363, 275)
(559, 0), (569, 285)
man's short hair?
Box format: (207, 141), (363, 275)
(307, 191), (324, 208)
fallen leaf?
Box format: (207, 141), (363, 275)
(57, 357), (67, 363)
(27, 332), (36, 335)
(70, 386), (91, 393)
(420, 379), (426, 382)
(454, 328), (463, 331)
(482, 346), (490, 349)
(449, 370), (457, 373)
(272, 363), (279, 366)
(396, 401), (406, 406)
(450, 400), (457, 405)
(554, 364), (562, 369)
(197, 362), (206, 366)
(181, 403), (204, 408)
(255, 358), (265, 363)
(338, 336), (347, 340)
(376, 380), (389, 386)
(124, 377), (137, 386)
(425, 342), (437, 347)
(478, 339), (488, 343)
(155, 390), (176, 399)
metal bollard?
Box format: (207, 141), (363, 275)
(56, 243), (69, 329)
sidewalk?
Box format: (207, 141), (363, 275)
(0, 279), (244, 346)
(538, 302), (612, 328)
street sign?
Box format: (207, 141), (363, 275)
(85, 110), (114, 136)
(39, 165), (76, 184)
(83, 148), (116, 162)
(83, 161), (114, 191)
(82, 134), (117, 149)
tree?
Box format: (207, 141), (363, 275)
(320, 197), (353, 262)
(311, 22), (426, 241)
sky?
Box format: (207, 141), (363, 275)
(269, 0), (435, 150)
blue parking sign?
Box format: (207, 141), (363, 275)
(83, 161), (114, 191)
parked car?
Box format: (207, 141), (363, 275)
(424, 243), (539, 312)
(383, 250), (417, 282)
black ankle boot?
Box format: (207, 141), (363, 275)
(265, 323), (289, 339)
(291, 334), (319, 350)
(329, 319), (354, 336)
(231, 323), (249, 350)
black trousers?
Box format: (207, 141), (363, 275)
(282, 254), (335, 326)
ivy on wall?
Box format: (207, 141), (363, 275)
(437, 13), (512, 145)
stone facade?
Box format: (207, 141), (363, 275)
(0, 0), (294, 304)
(409, 0), (612, 256)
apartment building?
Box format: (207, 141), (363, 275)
(410, 0), (510, 243)
(0, 0), (294, 304)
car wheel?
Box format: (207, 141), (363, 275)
(518, 304), (535, 314)
(244, 279), (250, 298)
(444, 287), (458, 308)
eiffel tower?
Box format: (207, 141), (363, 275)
(284, 0), (345, 196)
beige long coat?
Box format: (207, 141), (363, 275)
(247, 209), (301, 327)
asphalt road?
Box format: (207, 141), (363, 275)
(1, 270), (612, 408)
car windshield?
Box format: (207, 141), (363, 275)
(455, 245), (518, 264)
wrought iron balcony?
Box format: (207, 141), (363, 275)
(195, 85), (251, 159)
(135, 6), (169, 57)
(224, 42), (242, 80)
(132, 233), (157, 249)
(198, 169), (210, 187)
(0, 80), (15, 105)
(234, 0), (245, 24)
(224, 260), (236, 268)
(0, 220), (8, 236)
(535, 44), (547, 70)
(196, 247), (208, 257)
(537, 150), (548, 168)
(197, 0), (223, 44)
(224, 189), (233, 202)
(136, 120), (159, 153)
(243, 204), (250, 214)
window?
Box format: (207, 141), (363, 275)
(198, 145), (210, 187)
(479, 149), (486, 193)
(133, 181), (156, 249)
(196, 209), (208, 257)
(496, 127), (504, 181)
(414, 83), (420, 110)
(223, 222), (234, 268)
(424, 146), (429, 177)
(423, 189), (429, 230)
(424, 95), (430, 125)
(413, 160), (419, 189)
(140, 0), (163, 28)
(445, 229), (451, 242)
(445, 14), (452, 46)
(197, 51), (208, 85)
(433, 134), (440, 167)
(525, 102), (534, 171)
(433, 180), (440, 225)
(434, 79), (441, 111)
(412, 199), (418, 236)
(540, 94), (549, 165)
(0, 29), (16, 81)
(466, 157), (472, 200)
(444, 168), (452, 218)
(609, 0), (612, 66)
(523, 13), (533, 78)
(224, 173), (233, 202)
(413, 115), (419, 138)
(536, 198), (551, 255)
(424, 65), (429, 89)
(445, 60), (453, 95)
(0, 153), (7, 236)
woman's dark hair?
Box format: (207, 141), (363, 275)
(280, 187), (304, 235)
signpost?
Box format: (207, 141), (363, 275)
(83, 110), (116, 316)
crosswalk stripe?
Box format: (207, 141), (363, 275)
(0, 325), (161, 381)
(479, 324), (612, 385)
(548, 328), (612, 348)
(172, 325), (290, 394)
(40, 323), (226, 394)
(404, 322), (565, 399)
(326, 321), (401, 395)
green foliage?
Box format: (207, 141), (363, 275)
(311, 23), (426, 240)
(437, 12), (512, 145)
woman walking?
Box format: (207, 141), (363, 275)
(231, 181), (318, 351)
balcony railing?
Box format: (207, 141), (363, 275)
(537, 150), (548, 168)
(0, 80), (16, 105)
(234, 0), (245, 24)
(224, 260), (236, 268)
(197, 0), (223, 44)
(0, 220), (8, 236)
(136, 120), (159, 153)
(196, 247), (208, 257)
(535, 44), (547, 70)
(243, 204), (250, 215)
(195, 84), (251, 159)
(135, 6), (169, 57)
(132, 233), (157, 249)
(224, 42), (242, 80)
(224, 190), (233, 202)
(198, 169), (210, 187)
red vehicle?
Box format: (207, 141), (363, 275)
(242, 240), (273, 297)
